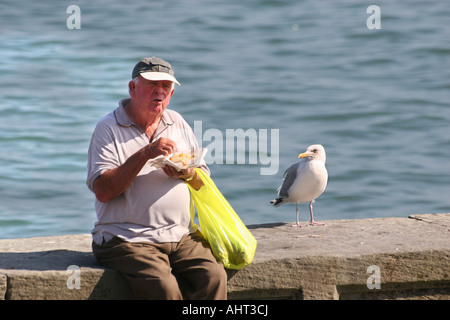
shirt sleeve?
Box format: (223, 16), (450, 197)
(86, 119), (121, 192)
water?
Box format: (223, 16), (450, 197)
(1, 0), (449, 239)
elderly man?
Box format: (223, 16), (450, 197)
(87, 57), (227, 299)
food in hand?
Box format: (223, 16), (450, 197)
(170, 152), (194, 166)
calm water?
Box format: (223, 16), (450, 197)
(1, 0), (449, 239)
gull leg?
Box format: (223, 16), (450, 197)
(309, 201), (325, 226)
(292, 202), (302, 227)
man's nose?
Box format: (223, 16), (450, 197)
(152, 82), (166, 93)
(152, 83), (163, 94)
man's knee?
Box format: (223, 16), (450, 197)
(195, 261), (228, 299)
(209, 262), (228, 285)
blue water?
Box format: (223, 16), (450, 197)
(1, 0), (449, 239)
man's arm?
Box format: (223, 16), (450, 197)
(93, 137), (176, 202)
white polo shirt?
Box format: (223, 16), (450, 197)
(87, 98), (208, 245)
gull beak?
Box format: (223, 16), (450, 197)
(298, 152), (308, 158)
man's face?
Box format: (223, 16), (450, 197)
(129, 76), (174, 115)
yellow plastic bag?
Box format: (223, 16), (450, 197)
(187, 168), (257, 270)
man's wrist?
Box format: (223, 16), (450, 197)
(184, 171), (197, 182)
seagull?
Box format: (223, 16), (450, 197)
(270, 144), (328, 227)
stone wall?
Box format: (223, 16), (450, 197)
(1, 213), (449, 300)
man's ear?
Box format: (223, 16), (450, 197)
(128, 80), (136, 98)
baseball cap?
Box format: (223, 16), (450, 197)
(132, 57), (180, 85)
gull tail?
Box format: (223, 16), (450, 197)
(270, 197), (286, 207)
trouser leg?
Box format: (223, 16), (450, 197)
(170, 231), (228, 300)
(92, 237), (182, 300)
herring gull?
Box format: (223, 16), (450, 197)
(270, 144), (328, 227)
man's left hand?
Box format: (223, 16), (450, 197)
(162, 166), (195, 181)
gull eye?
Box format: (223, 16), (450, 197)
(312, 149), (318, 153)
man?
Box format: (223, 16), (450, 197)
(86, 57), (227, 299)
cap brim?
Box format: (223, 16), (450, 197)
(140, 72), (180, 85)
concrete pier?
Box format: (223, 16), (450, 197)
(1, 213), (449, 300)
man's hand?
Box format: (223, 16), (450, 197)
(145, 137), (176, 159)
(162, 166), (204, 190)
(162, 166), (194, 180)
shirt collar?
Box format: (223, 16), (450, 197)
(114, 98), (174, 129)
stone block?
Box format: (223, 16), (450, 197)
(1, 214), (449, 300)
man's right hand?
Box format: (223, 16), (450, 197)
(145, 137), (176, 159)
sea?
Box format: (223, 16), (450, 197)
(1, 0), (449, 239)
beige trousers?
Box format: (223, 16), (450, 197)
(92, 231), (228, 300)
